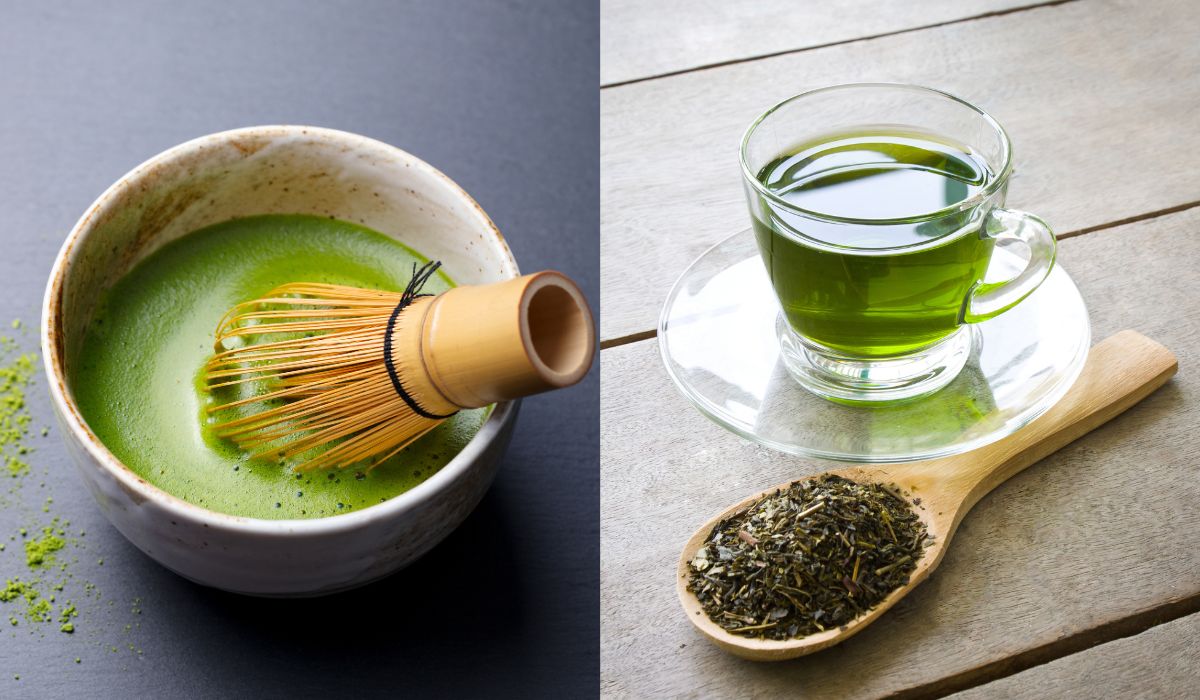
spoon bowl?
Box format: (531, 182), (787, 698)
(678, 330), (1177, 660)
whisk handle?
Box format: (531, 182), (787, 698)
(416, 271), (595, 409)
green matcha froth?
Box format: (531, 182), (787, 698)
(72, 215), (489, 519)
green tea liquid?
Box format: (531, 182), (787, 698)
(72, 215), (489, 520)
(752, 130), (997, 356)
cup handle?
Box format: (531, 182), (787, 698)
(961, 208), (1057, 324)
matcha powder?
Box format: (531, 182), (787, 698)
(0, 338), (35, 479)
(24, 526), (65, 568)
(0, 324), (148, 676)
(0, 334), (79, 630)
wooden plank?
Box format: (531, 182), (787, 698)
(600, 0), (1200, 343)
(600, 0), (1051, 86)
(599, 208), (1200, 698)
(948, 613), (1200, 699)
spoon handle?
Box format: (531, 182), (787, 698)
(894, 330), (1177, 517)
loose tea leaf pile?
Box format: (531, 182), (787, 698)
(688, 474), (931, 640)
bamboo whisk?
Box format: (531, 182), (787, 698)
(203, 262), (594, 471)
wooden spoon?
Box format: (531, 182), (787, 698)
(677, 330), (1177, 661)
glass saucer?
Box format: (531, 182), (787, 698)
(658, 229), (1090, 463)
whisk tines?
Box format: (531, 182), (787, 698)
(203, 260), (447, 472)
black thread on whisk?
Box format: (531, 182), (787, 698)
(382, 261), (458, 420)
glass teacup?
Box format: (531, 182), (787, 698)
(741, 84), (1055, 402)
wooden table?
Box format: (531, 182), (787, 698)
(600, 1), (1200, 696)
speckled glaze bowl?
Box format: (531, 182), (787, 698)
(41, 126), (520, 596)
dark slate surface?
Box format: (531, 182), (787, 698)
(0, 1), (598, 696)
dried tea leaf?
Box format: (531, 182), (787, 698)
(687, 475), (931, 640)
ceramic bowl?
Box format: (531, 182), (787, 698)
(41, 126), (520, 596)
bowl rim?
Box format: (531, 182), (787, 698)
(40, 124), (520, 537)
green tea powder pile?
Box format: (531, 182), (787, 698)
(688, 475), (931, 640)
(0, 337), (36, 479)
